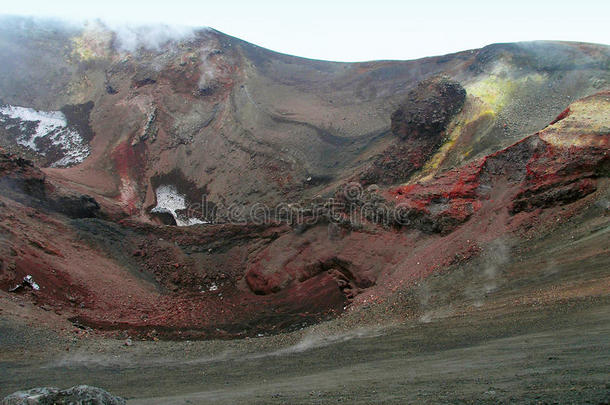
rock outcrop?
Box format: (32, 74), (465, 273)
(2, 385), (125, 405)
(360, 77), (466, 185)
(391, 76), (466, 141)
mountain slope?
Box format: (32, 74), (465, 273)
(1, 16), (608, 220)
(0, 16), (608, 339)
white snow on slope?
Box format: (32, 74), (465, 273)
(0, 105), (90, 167)
(151, 184), (207, 226)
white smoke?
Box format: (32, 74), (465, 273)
(415, 281), (431, 308)
(415, 281), (456, 323)
(259, 326), (387, 357)
(47, 326), (387, 369)
(7, 16), (200, 54)
(482, 239), (510, 293)
(103, 22), (198, 53)
(197, 42), (222, 91)
(465, 238), (511, 305)
(419, 306), (454, 323)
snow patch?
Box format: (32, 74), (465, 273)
(0, 105), (90, 167)
(23, 275), (40, 291)
(151, 185), (207, 226)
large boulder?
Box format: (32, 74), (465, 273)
(391, 76), (466, 141)
(360, 76), (466, 185)
(2, 385), (125, 405)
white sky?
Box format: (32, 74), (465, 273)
(2, 0), (608, 62)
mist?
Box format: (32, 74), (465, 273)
(101, 21), (197, 53)
(2, 0), (609, 62)
(465, 238), (512, 307)
(0, 15), (199, 53)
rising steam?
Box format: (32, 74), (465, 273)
(465, 238), (511, 306)
(102, 21), (198, 52)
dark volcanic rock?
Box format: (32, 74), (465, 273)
(50, 193), (101, 219)
(359, 140), (441, 185)
(151, 210), (178, 225)
(360, 76), (466, 186)
(0, 151), (100, 218)
(0, 150), (46, 199)
(391, 76), (466, 141)
(61, 101), (95, 143)
(2, 385), (125, 405)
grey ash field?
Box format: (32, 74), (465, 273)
(0, 15), (609, 404)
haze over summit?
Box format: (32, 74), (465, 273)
(1, 0), (609, 62)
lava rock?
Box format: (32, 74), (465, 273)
(51, 194), (100, 219)
(2, 385), (125, 405)
(360, 76), (466, 185)
(0, 152), (46, 199)
(391, 76), (466, 141)
(0, 152), (100, 218)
